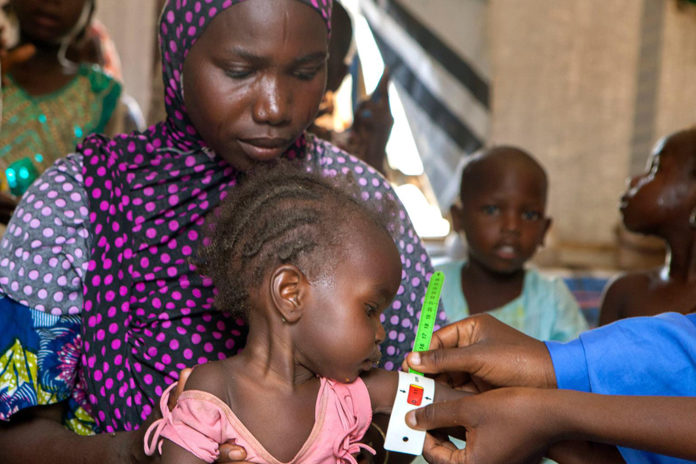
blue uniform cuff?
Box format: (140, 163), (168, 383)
(545, 338), (591, 392)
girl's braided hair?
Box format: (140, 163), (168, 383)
(196, 159), (399, 317)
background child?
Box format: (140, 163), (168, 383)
(599, 127), (696, 325)
(439, 145), (588, 341)
(144, 161), (463, 464)
(0, 0), (140, 197)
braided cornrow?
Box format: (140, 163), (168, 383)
(197, 159), (397, 317)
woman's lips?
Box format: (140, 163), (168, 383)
(238, 138), (290, 161)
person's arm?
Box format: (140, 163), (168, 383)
(406, 387), (696, 464)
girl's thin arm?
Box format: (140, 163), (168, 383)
(548, 390), (696, 460)
(362, 369), (471, 414)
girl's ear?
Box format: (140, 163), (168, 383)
(270, 264), (307, 323)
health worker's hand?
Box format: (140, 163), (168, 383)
(408, 387), (553, 464)
(403, 314), (556, 393)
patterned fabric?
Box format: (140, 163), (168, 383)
(0, 296), (96, 435)
(0, 64), (121, 182)
(0, 0), (444, 434)
(436, 260), (588, 342)
(144, 378), (374, 463)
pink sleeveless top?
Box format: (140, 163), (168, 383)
(144, 377), (375, 463)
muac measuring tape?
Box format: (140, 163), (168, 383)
(384, 271), (444, 455)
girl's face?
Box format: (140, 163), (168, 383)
(453, 166), (550, 275)
(620, 134), (696, 234)
(182, 0), (328, 171)
(11, 0), (88, 44)
(295, 218), (402, 383)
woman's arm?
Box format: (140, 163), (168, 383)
(0, 403), (153, 464)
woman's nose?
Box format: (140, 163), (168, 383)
(252, 75), (290, 126)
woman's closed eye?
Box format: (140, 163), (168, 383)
(292, 64), (324, 81)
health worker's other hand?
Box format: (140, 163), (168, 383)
(408, 388), (552, 464)
(403, 314), (556, 393)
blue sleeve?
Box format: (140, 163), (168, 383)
(546, 312), (696, 395)
(546, 313), (696, 464)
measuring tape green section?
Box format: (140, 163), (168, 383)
(409, 271), (444, 375)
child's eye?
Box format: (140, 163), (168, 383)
(365, 304), (379, 317)
(522, 211), (542, 221)
(481, 205), (500, 215)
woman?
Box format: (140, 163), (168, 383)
(0, 0), (443, 462)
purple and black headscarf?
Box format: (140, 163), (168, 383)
(78, 0), (332, 432)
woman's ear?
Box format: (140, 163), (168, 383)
(270, 264), (307, 324)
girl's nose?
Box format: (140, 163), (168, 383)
(375, 320), (386, 344)
(502, 211), (521, 234)
(252, 75), (291, 126)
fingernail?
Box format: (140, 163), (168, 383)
(410, 352), (421, 365)
(406, 411), (417, 427)
(228, 450), (244, 460)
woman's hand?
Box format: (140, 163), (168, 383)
(403, 314), (556, 393)
(171, 368), (251, 464)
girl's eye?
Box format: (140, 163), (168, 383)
(365, 304), (378, 317)
(482, 205), (500, 215)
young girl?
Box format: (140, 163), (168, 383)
(599, 127), (696, 325)
(143, 162), (458, 463)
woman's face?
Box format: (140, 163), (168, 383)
(182, 0), (328, 171)
(11, 0), (88, 44)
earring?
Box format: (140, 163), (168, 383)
(690, 209), (696, 228)
(281, 316), (287, 323)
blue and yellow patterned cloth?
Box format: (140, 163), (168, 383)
(0, 297), (98, 435)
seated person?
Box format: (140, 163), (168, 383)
(599, 127), (696, 325)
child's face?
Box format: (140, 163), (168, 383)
(182, 0), (328, 172)
(453, 166), (550, 274)
(620, 134), (696, 233)
(295, 218), (402, 383)
(11, 0), (87, 44)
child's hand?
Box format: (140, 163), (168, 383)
(0, 26), (35, 86)
(402, 314), (556, 393)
